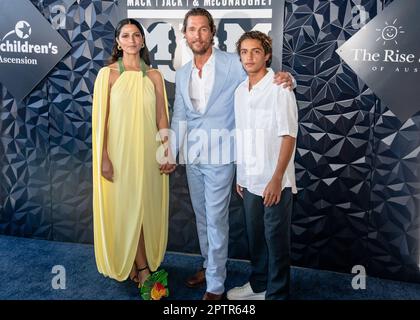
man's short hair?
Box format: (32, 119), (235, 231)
(236, 31), (273, 67)
(182, 7), (216, 37)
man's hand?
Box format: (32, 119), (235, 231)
(262, 178), (282, 207)
(273, 71), (294, 91)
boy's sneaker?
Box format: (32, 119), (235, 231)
(227, 282), (266, 300)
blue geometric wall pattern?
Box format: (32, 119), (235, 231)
(282, 0), (419, 282)
(283, 0), (378, 273)
(43, 0), (121, 243)
(0, 82), (52, 239)
(0, 0), (419, 283)
(369, 102), (420, 282)
(366, 0), (420, 283)
(0, 0), (121, 242)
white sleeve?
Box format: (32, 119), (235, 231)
(275, 87), (298, 138)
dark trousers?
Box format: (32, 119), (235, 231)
(243, 188), (292, 300)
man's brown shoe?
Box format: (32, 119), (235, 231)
(203, 292), (223, 300)
(185, 268), (206, 288)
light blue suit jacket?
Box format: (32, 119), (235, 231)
(170, 48), (246, 165)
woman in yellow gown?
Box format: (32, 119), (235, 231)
(92, 19), (175, 285)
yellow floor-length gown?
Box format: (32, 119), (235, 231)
(92, 65), (169, 281)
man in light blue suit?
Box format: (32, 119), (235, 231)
(169, 8), (295, 300)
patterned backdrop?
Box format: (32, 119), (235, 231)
(0, 0), (419, 283)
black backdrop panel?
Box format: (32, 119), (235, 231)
(0, 0), (419, 283)
(0, 81), (52, 239)
(45, 0), (121, 243)
(283, 0), (377, 274)
(368, 0), (420, 283)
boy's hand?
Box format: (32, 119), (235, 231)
(262, 178), (282, 207)
(236, 184), (244, 199)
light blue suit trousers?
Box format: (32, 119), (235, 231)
(171, 48), (246, 294)
(186, 163), (235, 294)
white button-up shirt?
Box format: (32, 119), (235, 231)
(189, 51), (215, 114)
(235, 68), (298, 196)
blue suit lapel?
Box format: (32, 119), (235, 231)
(180, 62), (196, 113)
(205, 48), (229, 115)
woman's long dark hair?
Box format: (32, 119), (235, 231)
(108, 18), (151, 66)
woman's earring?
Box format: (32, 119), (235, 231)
(117, 44), (122, 51)
(141, 43), (145, 48)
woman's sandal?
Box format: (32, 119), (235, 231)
(137, 265), (151, 288)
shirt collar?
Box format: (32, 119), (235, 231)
(250, 68), (274, 91)
(192, 49), (215, 71)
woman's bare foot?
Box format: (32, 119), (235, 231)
(129, 263), (139, 283)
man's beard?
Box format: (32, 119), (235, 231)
(188, 40), (212, 55)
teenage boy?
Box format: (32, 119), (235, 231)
(228, 31), (298, 300)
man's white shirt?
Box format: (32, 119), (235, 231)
(234, 68), (298, 196)
(189, 50), (215, 114)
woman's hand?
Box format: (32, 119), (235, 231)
(160, 163), (177, 174)
(159, 145), (177, 174)
(102, 153), (114, 182)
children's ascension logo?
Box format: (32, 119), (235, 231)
(0, 0), (71, 102)
(0, 20), (59, 59)
(3, 21), (32, 40)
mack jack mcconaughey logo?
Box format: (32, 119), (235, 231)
(0, 0), (71, 102)
(126, 0), (282, 83)
(0, 20), (59, 65)
(122, 0), (285, 106)
(337, 0), (420, 122)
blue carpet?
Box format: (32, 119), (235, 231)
(0, 235), (419, 300)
